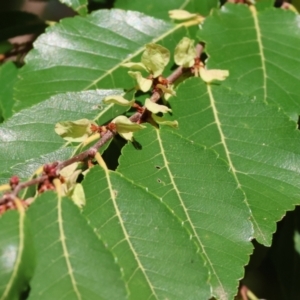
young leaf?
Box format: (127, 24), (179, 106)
(141, 43), (170, 78)
(174, 37), (196, 67)
(103, 95), (135, 106)
(145, 98), (172, 114)
(168, 10), (198, 21)
(171, 77), (300, 246)
(198, 4), (300, 117)
(27, 192), (127, 300)
(0, 209), (35, 300)
(82, 166), (210, 300)
(59, 0), (88, 16)
(55, 118), (94, 142)
(199, 68), (229, 83)
(118, 125), (253, 300)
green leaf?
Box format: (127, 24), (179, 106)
(0, 89), (125, 183)
(0, 11), (46, 40)
(14, 10), (194, 111)
(0, 209), (35, 300)
(118, 125), (253, 300)
(27, 191), (127, 300)
(198, 4), (300, 118)
(141, 43), (170, 77)
(59, 0), (88, 16)
(170, 77), (300, 245)
(0, 62), (18, 120)
(115, 0), (219, 20)
(82, 165), (210, 300)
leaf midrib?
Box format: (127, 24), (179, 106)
(104, 167), (159, 300)
(155, 127), (227, 297)
(57, 194), (82, 300)
(206, 83), (267, 244)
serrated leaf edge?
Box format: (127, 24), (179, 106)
(206, 84), (265, 244)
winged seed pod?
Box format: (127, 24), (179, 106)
(112, 116), (146, 141)
(156, 84), (176, 96)
(55, 119), (96, 142)
(199, 68), (229, 83)
(128, 71), (153, 92)
(141, 43), (170, 78)
(121, 62), (148, 72)
(145, 98), (172, 114)
(151, 114), (178, 128)
(168, 9), (198, 21)
(174, 37), (196, 68)
(103, 95), (135, 106)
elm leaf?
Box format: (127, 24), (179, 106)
(82, 165), (210, 299)
(198, 4), (300, 117)
(170, 77), (300, 246)
(27, 192), (127, 299)
(118, 125), (253, 300)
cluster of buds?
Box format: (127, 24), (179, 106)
(0, 175), (29, 215)
(38, 162), (60, 193)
